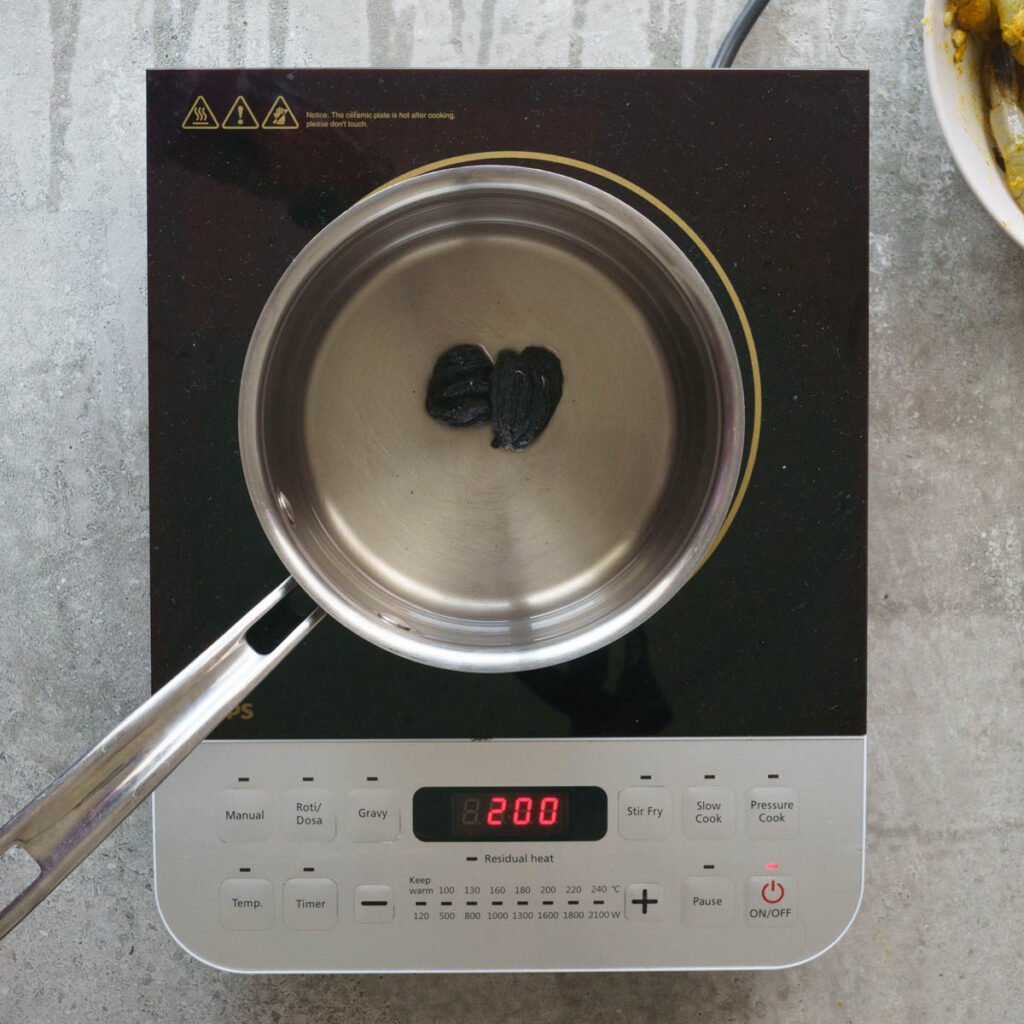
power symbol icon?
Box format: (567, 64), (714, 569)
(761, 880), (785, 904)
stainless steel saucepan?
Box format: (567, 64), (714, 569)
(0, 165), (744, 939)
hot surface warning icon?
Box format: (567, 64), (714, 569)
(223, 96), (260, 129)
(262, 96), (299, 129)
(181, 95), (219, 129)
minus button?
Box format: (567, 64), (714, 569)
(354, 885), (394, 922)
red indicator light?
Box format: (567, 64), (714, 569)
(765, 863), (779, 871)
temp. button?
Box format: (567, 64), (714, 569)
(618, 787), (671, 839)
(347, 789), (400, 842)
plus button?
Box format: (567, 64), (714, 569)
(625, 883), (664, 920)
(632, 888), (658, 914)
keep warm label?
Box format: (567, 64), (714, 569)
(283, 787), (336, 841)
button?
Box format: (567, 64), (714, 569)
(747, 787), (799, 839)
(220, 878), (274, 930)
(617, 787), (671, 839)
(283, 788), (336, 841)
(624, 883), (664, 920)
(283, 878), (338, 930)
(347, 789), (400, 842)
(682, 876), (734, 927)
(217, 789), (271, 842)
(682, 787), (736, 839)
(355, 884), (395, 922)
(745, 875), (798, 926)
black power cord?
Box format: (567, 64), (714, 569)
(711, 0), (772, 68)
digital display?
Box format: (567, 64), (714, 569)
(452, 790), (569, 838)
(413, 786), (607, 842)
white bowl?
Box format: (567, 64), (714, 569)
(923, 1), (1024, 248)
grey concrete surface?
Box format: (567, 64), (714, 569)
(0, 0), (1022, 1021)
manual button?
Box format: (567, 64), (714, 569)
(747, 787), (799, 839)
(347, 788), (400, 842)
(217, 789), (271, 842)
(617, 787), (671, 839)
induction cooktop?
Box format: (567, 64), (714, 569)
(148, 68), (867, 972)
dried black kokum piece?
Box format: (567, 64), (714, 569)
(490, 347), (564, 451)
(425, 344), (494, 427)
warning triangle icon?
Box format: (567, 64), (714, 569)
(181, 95), (219, 130)
(222, 96), (259, 130)
(262, 95), (299, 130)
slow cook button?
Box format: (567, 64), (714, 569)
(347, 788), (400, 842)
(745, 875), (798, 926)
(283, 878), (338, 930)
(747, 787), (800, 839)
(682, 787), (736, 839)
(283, 788), (336, 841)
(217, 789), (271, 842)
(617, 787), (671, 839)
(220, 878), (274, 930)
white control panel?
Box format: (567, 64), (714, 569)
(153, 737), (864, 972)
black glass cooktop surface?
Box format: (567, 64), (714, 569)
(147, 69), (867, 741)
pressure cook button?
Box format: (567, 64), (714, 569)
(283, 788), (336, 842)
(217, 789), (271, 842)
(355, 884), (395, 922)
(283, 878), (338, 930)
(682, 787), (736, 839)
(747, 787), (799, 839)
(624, 883), (664, 920)
(617, 787), (671, 839)
(220, 878), (274, 930)
(746, 876), (798, 926)
(682, 876), (734, 927)
(347, 789), (400, 842)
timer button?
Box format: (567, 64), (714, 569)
(283, 878), (338, 930)
(347, 788), (400, 842)
(617, 787), (671, 840)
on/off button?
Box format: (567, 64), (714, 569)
(745, 875), (798, 926)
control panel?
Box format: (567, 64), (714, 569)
(153, 738), (864, 972)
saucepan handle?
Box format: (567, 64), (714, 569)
(0, 578), (324, 942)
